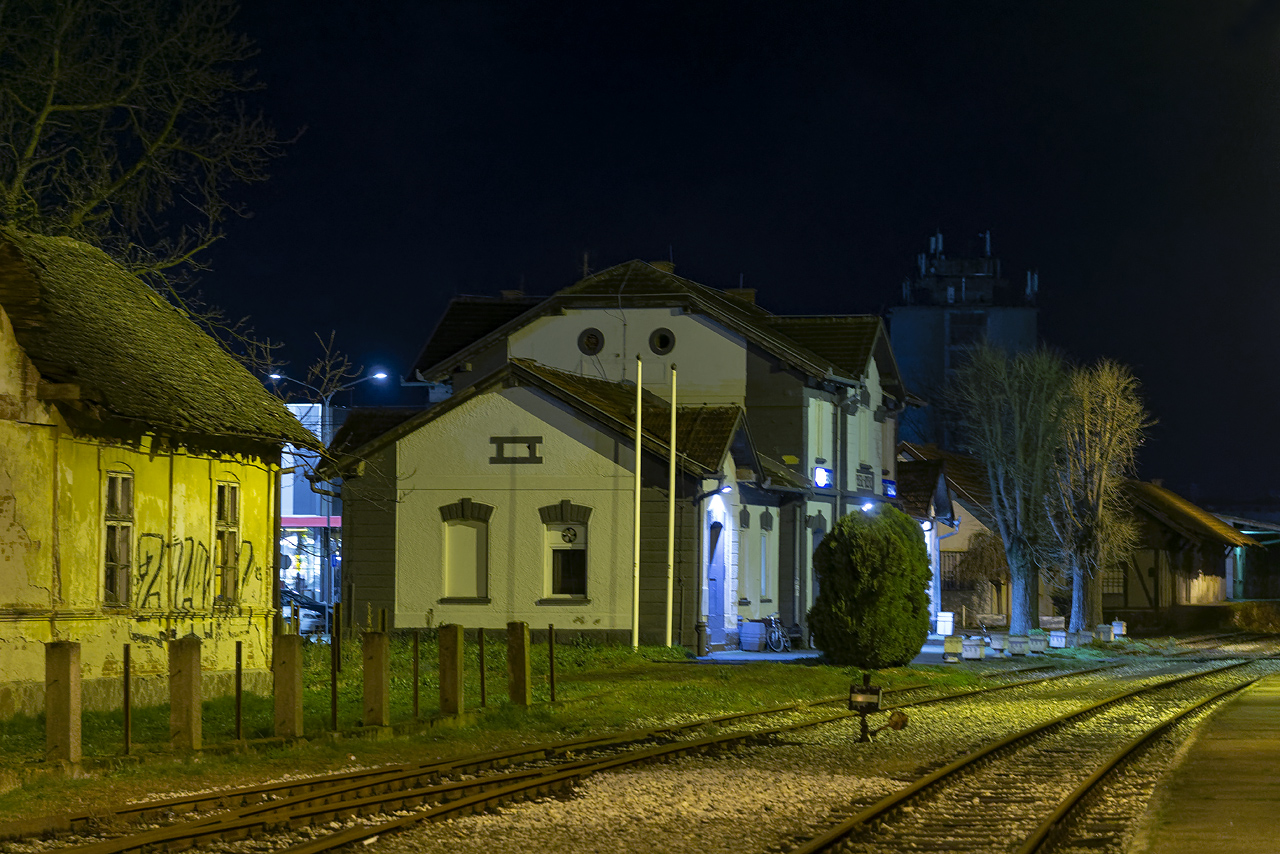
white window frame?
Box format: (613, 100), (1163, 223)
(547, 522), (588, 598)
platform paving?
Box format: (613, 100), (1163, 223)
(1133, 674), (1280, 854)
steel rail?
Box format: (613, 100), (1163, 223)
(0, 662), (1107, 843)
(787, 660), (1251, 854)
(1015, 675), (1259, 854)
(0, 661), (1137, 854)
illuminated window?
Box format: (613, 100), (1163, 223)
(1101, 566), (1125, 595)
(215, 482), (240, 602)
(539, 500), (592, 599)
(104, 472), (133, 606)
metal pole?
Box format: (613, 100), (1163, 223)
(548, 624), (556, 703)
(478, 628), (487, 707)
(334, 600), (342, 672)
(331, 601), (340, 731)
(632, 355), (643, 648)
(235, 641), (243, 741)
(321, 396), (332, 656)
(412, 631), (420, 719)
(123, 643), (131, 755)
(666, 363), (677, 647)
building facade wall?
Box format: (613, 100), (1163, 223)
(391, 387), (641, 634)
(0, 306), (279, 716)
(342, 444), (399, 631)
(508, 308), (749, 405)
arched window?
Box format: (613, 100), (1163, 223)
(439, 499), (494, 601)
(539, 501), (592, 598)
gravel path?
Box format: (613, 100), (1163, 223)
(382, 745), (904, 854)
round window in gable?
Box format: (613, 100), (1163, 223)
(649, 327), (676, 355)
(578, 327), (604, 356)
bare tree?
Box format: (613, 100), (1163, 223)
(953, 528), (1011, 611)
(1046, 361), (1150, 632)
(0, 0), (287, 352)
(949, 343), (1071, 635)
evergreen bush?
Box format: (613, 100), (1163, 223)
(807, 504), (931, 668)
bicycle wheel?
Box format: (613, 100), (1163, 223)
(767, 627), (785, 652)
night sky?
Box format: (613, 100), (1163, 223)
(202, 1), (1280, 501)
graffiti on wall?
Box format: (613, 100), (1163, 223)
(135, 534), (260, 610)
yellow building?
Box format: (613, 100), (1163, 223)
(0, 231), (315, 715)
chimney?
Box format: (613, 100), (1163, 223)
(649, 260), (675, 273)
(725, 288), (756, 305)
(499, 289), (525, 300)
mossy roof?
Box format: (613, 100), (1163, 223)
(0, 230), (316, 451)
(1125, 481), (1258, 549)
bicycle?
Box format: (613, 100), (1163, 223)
(764, 613), (792, 653)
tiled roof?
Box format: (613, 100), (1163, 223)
(898, 442), (991, 513)
(900, 442), (1259, 551)
(764, 316), (883, 383)
(406, 294), (543, 381)
(409, 260), (900, 390)
(757, 453), (810, 490)
(1125, 481), (1259, 549)
(326, 359), (746, 479)
(0, 230), (316, 450)
(895, 459), (952, 520)
(329, 407), (430, 458)
(515, 360), (741, 472)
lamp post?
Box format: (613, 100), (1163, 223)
(269, 371), (388, 634)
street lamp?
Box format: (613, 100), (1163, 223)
(269, 371), (389, 444)
(269, 370), (388, 634)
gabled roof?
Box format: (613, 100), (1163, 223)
(757, 453), (811, 490)
(326, 358), (749, 480)
(0, 230), (316, 450)
(895, 458), (956, 523)
(900, 442), (1259, 551)
(330, 407), (430, 458)
(408, 259), (904, 393)
(1125, 481), (1258, 549)
(764, 315), (903, 396)
(405, 294), (543, 383)
(898, 442), (991, 523)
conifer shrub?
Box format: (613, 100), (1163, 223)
(807, 504), (931, 668)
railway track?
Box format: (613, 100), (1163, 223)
(0, 661), (1126, 854)
(787, 658), (1261, 854)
